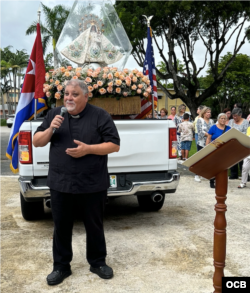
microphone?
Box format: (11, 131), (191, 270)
(53, 107), (67, 133)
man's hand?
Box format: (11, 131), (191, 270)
(66, 140), (89, 158)
(50, 115), (64, 131)
(66, 140), (120, 158)
(33, 115), (64, 148)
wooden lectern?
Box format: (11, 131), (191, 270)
(183, 128), (250, 293)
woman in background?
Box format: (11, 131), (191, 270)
(174, 104), (187, 160)
(206, 113), (231, 188)
(159, 108), (168, 119)
(168, 106), (176, 120)
(195, 107), (214, 183)
(223, 107), (232, 125)
(228, 108), (249, 179)
(154, 110), (159, 119)
(193, 105), (205, 182)
(197, 107), (214, 151)
(238, 126), (250, 188)
(193, 105), (205, 150)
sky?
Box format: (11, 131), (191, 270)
(1, 0), (250, 77)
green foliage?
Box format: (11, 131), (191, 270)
(44, 53), (54, 71)
(1, 80), (13, 94)
(1, 46), (29, 114)
(44, 53), (72, 71)
(188, 140), (197, 158)
(205, 53), (250, 112)
(115, 0), (250, 118)
(60, 58), (72, 68)
(26, 3), (70, 53)
(26, 3), (70, 68)
(1, 119), (7, 126)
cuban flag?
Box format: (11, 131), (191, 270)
(131, 26), (158, 119)
(6, 23), (47, 173)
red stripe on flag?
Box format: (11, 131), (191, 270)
(141, 99), (148, 107)
(133, 105), (152, 119)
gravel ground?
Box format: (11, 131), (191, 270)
(1, 175), (250, 293)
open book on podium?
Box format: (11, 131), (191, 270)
(182, 128), (250, 180)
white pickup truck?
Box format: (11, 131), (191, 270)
(18, 116), (180, 220)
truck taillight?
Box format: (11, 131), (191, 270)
(18, 131), (33, 164)
(169, 128), (177, 159)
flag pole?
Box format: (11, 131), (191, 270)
(150, 26), (154, 120)
(148, 17), (154, 120)
(34, 8), (41, 120)
(143, 15), (155, 119)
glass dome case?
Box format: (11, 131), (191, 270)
(56, 0), (132, 70)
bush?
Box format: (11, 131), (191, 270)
(1, 119), (7, 126)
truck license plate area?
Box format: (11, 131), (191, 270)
(109, 175), (117, 188)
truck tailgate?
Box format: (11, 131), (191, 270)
(108, 120), (177, 173)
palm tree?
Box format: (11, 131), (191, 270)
(8, 49), (29, 109)
(1, 47), (14, 114)
(26, 3), (70, 69)
(1, 49), (29, 111)
(1, 80), (13, 116)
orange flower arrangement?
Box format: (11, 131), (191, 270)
(43, 66), (152, 105)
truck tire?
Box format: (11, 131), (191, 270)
(137, 193), (165, 211)
(20, 193), (44, 221)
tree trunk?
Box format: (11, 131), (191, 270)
(8, 72), (13, 113)
(53, 38), (58, 69)
(6, 92), (11, 115)
(53, 48), (58, 69)
(184, 99), (198, 121)
(13, 71), (17, 113)
(0, 91), (6, 119)
(4, 75), (11, 115)
(18, 70), (21, 102)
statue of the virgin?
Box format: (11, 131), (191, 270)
(56, 0), (132, 70)
(61, 21), (123, 67)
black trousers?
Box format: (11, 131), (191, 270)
(198, 145), (215, 185)
(230, 161), (243, 179)
(50, 189), (107, 271)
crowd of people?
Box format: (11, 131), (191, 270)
(145, 103), (250, 189)
(178, 104), (250, 189)
(145, 106), (177, 120)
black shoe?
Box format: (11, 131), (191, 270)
(210, 182), (215, 188)
(47, 270), (72, 285)
(90, 265), (113, 279)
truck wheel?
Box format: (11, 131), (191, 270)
(20, 193), (44, 221)
(137, 193), (165, 211)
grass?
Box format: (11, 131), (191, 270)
(189, 140), (197, 157)
(1, 119), (7, 126)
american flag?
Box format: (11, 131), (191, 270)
(131, 26), (158, 119)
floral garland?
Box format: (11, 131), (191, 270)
(43, 66), (152, 105)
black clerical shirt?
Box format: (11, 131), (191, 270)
(35, 104), (120, 194)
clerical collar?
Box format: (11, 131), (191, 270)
(69, 103), (89, 119)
